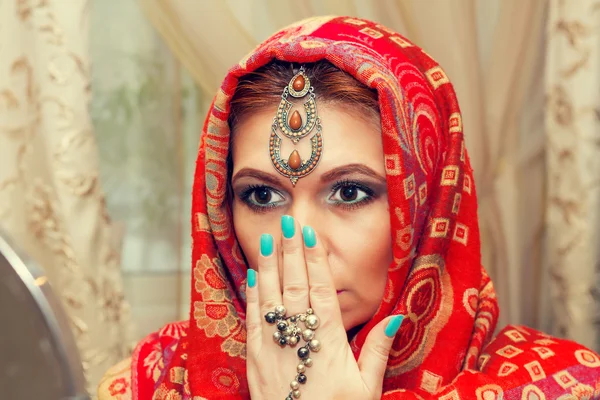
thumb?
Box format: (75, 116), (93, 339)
(357, 315), (405, 395)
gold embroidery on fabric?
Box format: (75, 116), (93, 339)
(448, 112), (462, 133)
(570, 383), (596, 399)
(425, 66), (450, 89)
(344, 18), (367, 26)
(475, 385), (503, 400)
(384, 154), (402, 176)
(299, 41), (328, 49)
(390, 36), (413, 48)
(170, 367), (185, 385)
(193, 301), (238, 337)
(359, 27), (384, 39)
(213, 89), (228, 113)
(192, 254), (245, 357)
(395, 226), (414, 252)
(388, 255), (452, 376)
(430, 218), (450, 238)
(194, 255), (232, 302)
(403, 174), (416, 198)
(438, 389), (460, 400)
(440, 165), (460, 186)
(195, 212), (211, 233)
(419, 370), (442, 394)
(553, 370), (577, 389)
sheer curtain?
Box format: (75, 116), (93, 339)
(90, 0), (203, 339)
(545, 0), (600, 351)
(0, 0), (131, 393)
(138, 0), (552, 335)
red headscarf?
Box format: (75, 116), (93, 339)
(126, 16), (600, 399)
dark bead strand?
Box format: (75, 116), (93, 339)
(265, 312), (277, 324)
(297, 346), (310, 359)
(297, 373), (307, 384)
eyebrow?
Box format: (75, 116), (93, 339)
(231, 163), (386, 187)
(231, 168), (283, 187)
(320, 163), (387, 184)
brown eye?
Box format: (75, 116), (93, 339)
(243, 186), (285, 209)
(328, 182), (372, 205)
(340, 185), (358, 201)
(254, 187), (272, 204)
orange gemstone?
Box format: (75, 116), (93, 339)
(289, 111), (302, 130)
(288, 150), (301, 170)
(293, 75), (305, 91)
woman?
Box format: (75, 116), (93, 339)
(99, 16), (600, 399)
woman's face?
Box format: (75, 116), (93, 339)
(230, 104), (393, 331)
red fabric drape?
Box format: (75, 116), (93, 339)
(130, 17), (600, 399)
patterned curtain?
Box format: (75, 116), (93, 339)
(546, 0), (600, 350)
(0, 0), (131, 394)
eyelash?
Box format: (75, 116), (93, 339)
(329, 179), (376, 210)
(239, 185), (283, 214)
(238, 180), (377, 213)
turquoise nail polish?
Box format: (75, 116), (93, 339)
(281, 215), (295, 239)
(385, 315), (405, 338)
(302, 226), (316, 248)
(260, 234), (273, 256)
(247, 269), (257, 288)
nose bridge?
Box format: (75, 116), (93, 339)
(288, 197), (326, 236)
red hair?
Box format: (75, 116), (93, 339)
(228, 60), (379, 132)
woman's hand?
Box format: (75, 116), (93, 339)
(245, 216), (404, 400)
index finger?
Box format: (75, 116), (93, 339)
(258, 233), (283, 316)
(301, 226), (342, 324)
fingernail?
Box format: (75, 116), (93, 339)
(385, 315), (405, 338)
(247, 268), (257, 288)
(281, 215), (295, 239)
(260, 234), (273, 257)
(302, 226), (316, 248)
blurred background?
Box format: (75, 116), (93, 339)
(0, 0), (598, 396)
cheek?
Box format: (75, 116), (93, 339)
(344, 218), (392, 289)
(330, 203), (392, 308)
(331, 204), (393, 284)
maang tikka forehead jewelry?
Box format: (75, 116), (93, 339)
(269, 66), (323, 186)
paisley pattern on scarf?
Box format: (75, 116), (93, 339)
(98, 16), (600, 399)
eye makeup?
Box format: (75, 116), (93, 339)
(236, 178), (382, 214)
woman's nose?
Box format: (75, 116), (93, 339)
(286, 203), (328, 248)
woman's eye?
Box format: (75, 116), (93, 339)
(329, 184), (370, 203)
(247, 187), (284, 206)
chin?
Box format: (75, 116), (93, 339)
(341, 308), (367, 333)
